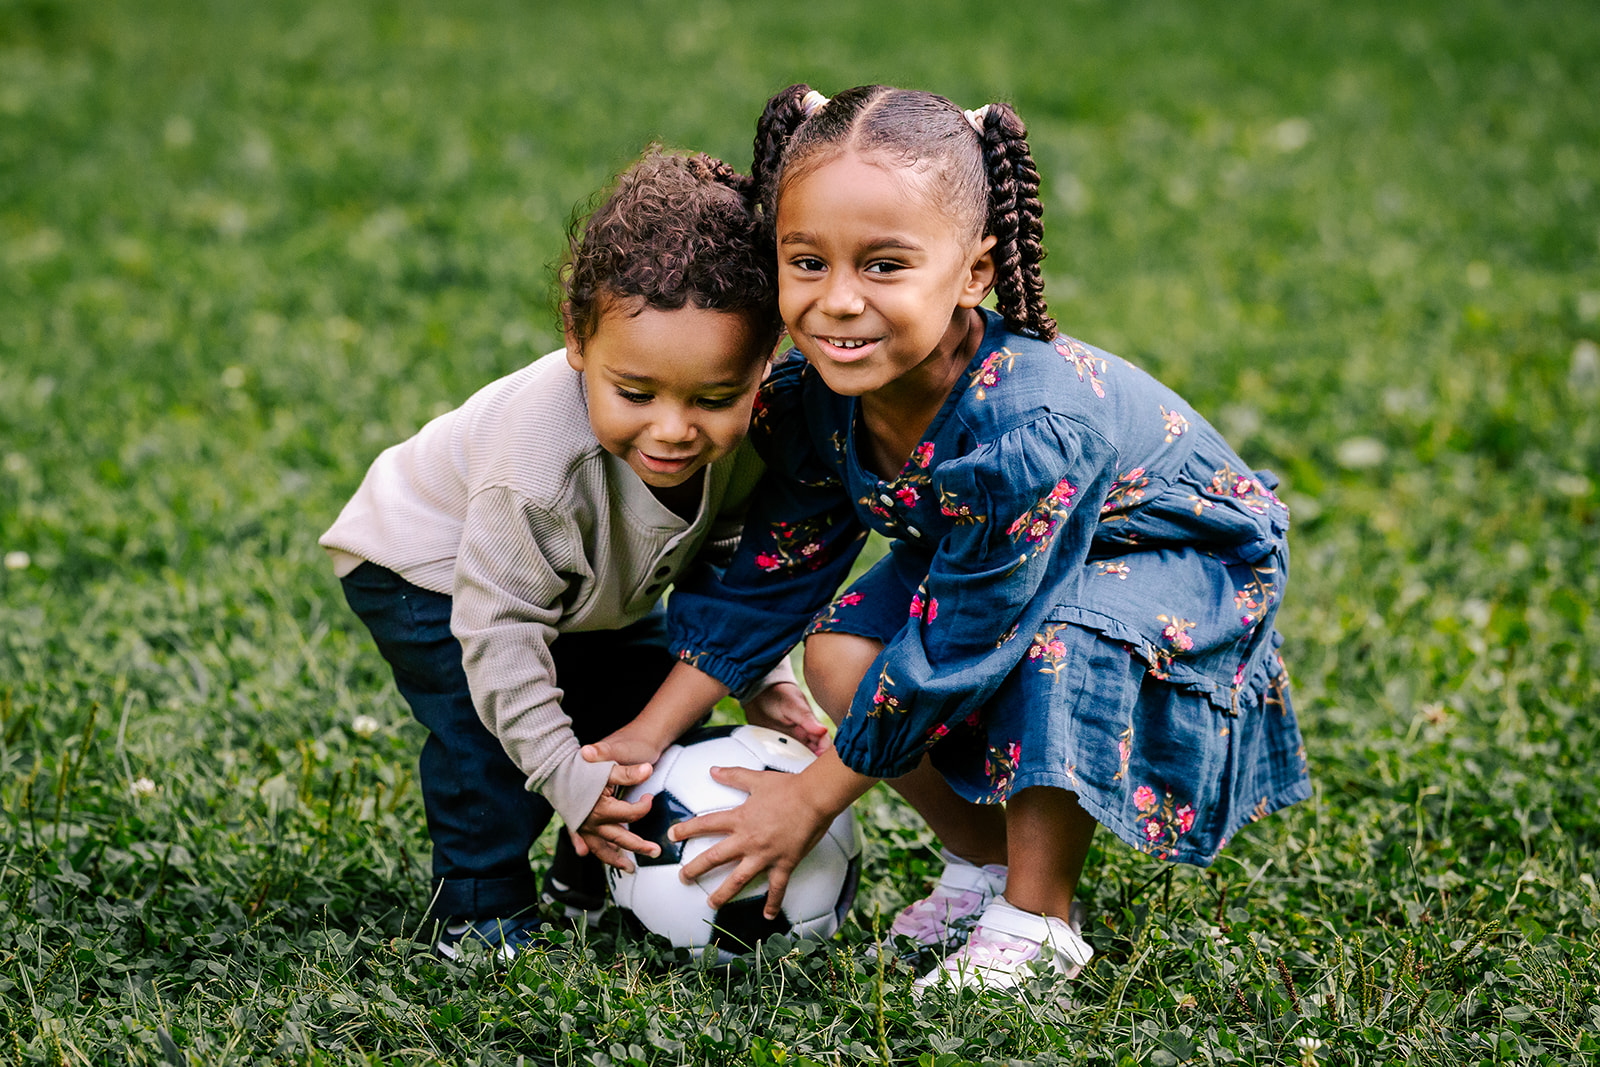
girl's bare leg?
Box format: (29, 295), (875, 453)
(1000, 786), (1096, 921)
(803, 631), (1007, 866)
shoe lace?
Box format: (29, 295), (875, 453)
(956, 929), (1040, 969)
(890, 887), (988, 941)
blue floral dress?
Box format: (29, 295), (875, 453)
(668, 309), (1310, 865)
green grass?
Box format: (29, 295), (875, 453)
(2, 0), (1598, 1062)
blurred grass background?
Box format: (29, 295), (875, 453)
(2, 0), (1598, 1063)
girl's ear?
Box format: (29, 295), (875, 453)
(957, 234), (999, 309)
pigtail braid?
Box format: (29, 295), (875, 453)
(751, 84), (813, 217)
(978, 103), (1056, 340)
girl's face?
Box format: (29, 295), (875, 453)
(567, 301), (768, 493)
(775, 151), (996, 397)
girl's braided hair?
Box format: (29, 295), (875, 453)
(752, 84), (1056, 340)
(561, 146), (782, 352)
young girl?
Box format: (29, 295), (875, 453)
(590, 86), (1310, 992)
(321, 148), (825, 960)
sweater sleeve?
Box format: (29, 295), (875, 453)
(832, 414), (1117, 779)
(450, 484), (614, 832)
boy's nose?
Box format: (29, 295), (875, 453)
(652, 406), (696, 443)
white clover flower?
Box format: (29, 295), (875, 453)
(130, 777), (158, 799)
(352, 714), (381, 739)
(4, 551), (29, 571)
(1296, 1037), (1323, 1051)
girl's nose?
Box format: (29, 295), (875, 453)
(818, 272), (865, 317)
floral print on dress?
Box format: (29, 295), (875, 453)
(1157, 614), (1197, 653)
(909, 442), (936, 469)
(1233, 564), (1279, 630)
(1101, 468), (1151, 520)
(983, 740), (1022, 801)
(1114, 725), (1133, 781)
(1006, 478), (1078, 559)
(1133, 785), (1197, 861)
(1160, 406), (1190, 443)
(1206, 464), (1284, 516)
(968, 347), (1018, 400)
(1095, 560), (1131, 580)
(1026, 622), (1072, 677)
(908, 592), (939, 622)
(1055, 336), (1108, 399)
(868, 670), (903, 717)
(807, 590), (864, 634)
(754, 516), (834, 573)
(939, 486), (986, 526)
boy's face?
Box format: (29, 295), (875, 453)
(567, 301), (768, 493)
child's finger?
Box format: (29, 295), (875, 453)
(567, 827), (591, 857)
(761, 866), (792, 920)
(606, 761), (654, 787)
(591, 791), (654, 824)
(669, 808), (734, 847)
(704, 857), (767, 908)
(597, 822), (661, 859)
(705, 765), (765, 792)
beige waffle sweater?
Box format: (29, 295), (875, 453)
(320, 350), (791, 830)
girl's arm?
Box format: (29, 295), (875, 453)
(671, 748), (877, 918)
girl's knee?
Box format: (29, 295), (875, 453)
(801, 631), (883, 725)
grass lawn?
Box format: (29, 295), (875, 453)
(2, 0), (1598, 1062)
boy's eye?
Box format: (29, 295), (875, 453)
(864, 260), (906, 275)
(617, 388), (653, 405)
(791, 256), (826, 273)
(697, 395), (740, 411)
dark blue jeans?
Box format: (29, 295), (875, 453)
(339, 561), (676, 919)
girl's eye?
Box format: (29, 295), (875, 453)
(697, 395), (740, 411)
(864, 261), (906, 275)
(791, 256), (826, 273)
(617, 388), (652, 405)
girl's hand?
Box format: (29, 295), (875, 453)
(741, 680), (831, 755)
(570, 760), (659, 872)
(581, 722), (669, 770)
(671, 749), (878, 918)
(670, 766), (831, 917)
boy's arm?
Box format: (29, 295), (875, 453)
(574, 661), (731, 865)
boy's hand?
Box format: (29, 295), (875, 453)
(742, 681), (831, 755)
(571, 761), (659, 872)
(669, 765), (832, 918)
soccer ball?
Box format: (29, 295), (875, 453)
(606, 724), (862, 958)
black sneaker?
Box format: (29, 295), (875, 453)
(434, 915), (548, 961)
(541, 832), (608, 927)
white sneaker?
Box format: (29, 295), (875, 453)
(884, 851), (1007, 952)
(913, 896), (1092, 995)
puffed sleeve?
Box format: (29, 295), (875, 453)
(832, 413), (1119, 779)
(667, 358), (868, 697)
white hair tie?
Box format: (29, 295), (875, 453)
(801, 90), (830, 118)
(963, 105), (991, 134)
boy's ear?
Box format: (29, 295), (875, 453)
(561, 303), (585, 369)
(957, 234), (999, 309)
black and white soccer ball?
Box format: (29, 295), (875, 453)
(606, 724), (862, 958)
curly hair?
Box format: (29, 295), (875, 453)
(560, 147), (782, 352)
(752, 84), (1056, 340)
